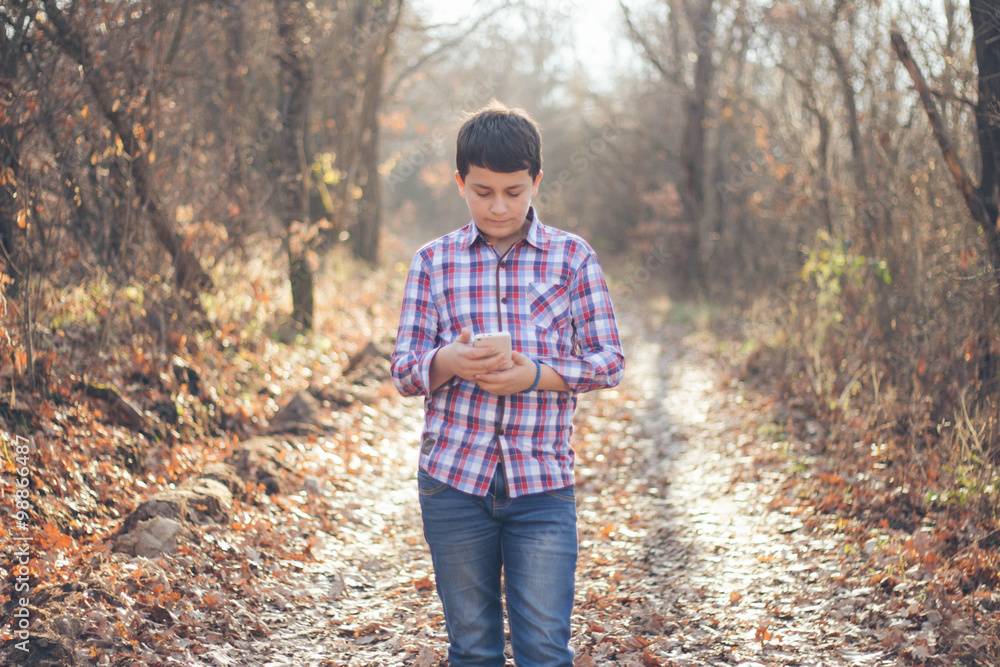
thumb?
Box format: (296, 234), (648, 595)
(511, 351), (531, 365)
(458, 327), (472, 343)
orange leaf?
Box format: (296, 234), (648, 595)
(641, 649), (662, 666)
(37, 522), (73, 551)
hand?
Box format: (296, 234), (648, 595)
(437, 328), (512, 383)
(474, 351), (536, 396)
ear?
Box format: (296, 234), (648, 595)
(455, 171), (467, 198)
(531, 171), (543, 196)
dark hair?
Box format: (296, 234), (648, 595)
(456, 100), (542, 180)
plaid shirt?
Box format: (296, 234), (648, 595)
(391, 209), (624, 497)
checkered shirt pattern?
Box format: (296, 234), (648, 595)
(391, 210), (625, 497)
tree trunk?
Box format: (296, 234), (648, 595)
(971, 0), (1000, 254)
(274, 0), (314, 330)
(349, 0), (402, 266)
(223, 2), (250, 247)
(827, 42), (868, 196)
(968, 0), (1000, 387)
(677, 0), (716, 295)
(351, 108), (383, 265)
(815, 20), (884, 257)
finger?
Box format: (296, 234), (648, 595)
(466, 356), (504, 378)
(510, 351), (531, 365)
(466, 347), (499, 362)
(458, 327), (472, 344)
(489, 356), (514, 373)
(477, 364), (513, 381)
(475, 377), (506, 393)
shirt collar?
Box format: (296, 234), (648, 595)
(459, 207), (550, 251)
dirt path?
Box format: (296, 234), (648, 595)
(567, 310), (891, 666)
(202, 306), (890, 667)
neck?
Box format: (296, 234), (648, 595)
(485, 218), (531, 255)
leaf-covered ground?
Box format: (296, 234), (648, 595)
(2, 258), (998, 666)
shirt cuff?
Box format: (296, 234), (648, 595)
(418, 348), (440, 398)
(541, 348), (625, 394)
(538, 357), (593, 394)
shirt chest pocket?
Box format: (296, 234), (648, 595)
(527, 282), (571, 331)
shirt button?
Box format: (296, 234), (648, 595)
(501, 297), (508, 304)
(497, 428), (506, 436)
(499, 261), (507, 268)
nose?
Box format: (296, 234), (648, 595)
(490, 196), (507, 215)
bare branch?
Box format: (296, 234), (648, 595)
(162, 0), (195, 76)
(619, 0), (676, 83)
(891, 30), (999, 274)
(38, 0), (212, 294)
(386, 2), (507, 98)
(930, 88), (979, 109)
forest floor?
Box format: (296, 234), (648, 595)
(2, 277), (996, 666)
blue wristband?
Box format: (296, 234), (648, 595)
(526, 359), (542, 392)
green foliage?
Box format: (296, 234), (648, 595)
(46, 274), (149, 348)
(663, 300), (724, 329)
(799, 232), (891, 322)
(312, 152), (341, 218)
(791, 233), (894, 403)
(926, 459), (999, 509)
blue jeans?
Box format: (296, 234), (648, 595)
(418, 467), (577, 667)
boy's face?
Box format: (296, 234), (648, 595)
(456, 166), (543, 248)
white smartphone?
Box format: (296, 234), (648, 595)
(473, 331), (513, 369)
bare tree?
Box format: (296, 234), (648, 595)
(891, 6), (1000, 291)
(349, 0), (404, 266)
(622, 0), (718, 295)
(970, 0), (1000, 279)
(38, 0), (212, 296)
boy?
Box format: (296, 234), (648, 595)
(390, 100), (624, 667)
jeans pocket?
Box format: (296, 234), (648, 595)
(417, 469), (448, 496)
(543, 485), (576, 502)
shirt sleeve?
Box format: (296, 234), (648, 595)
(538, 253), (625, 394)
(390, 251), (441, 398)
